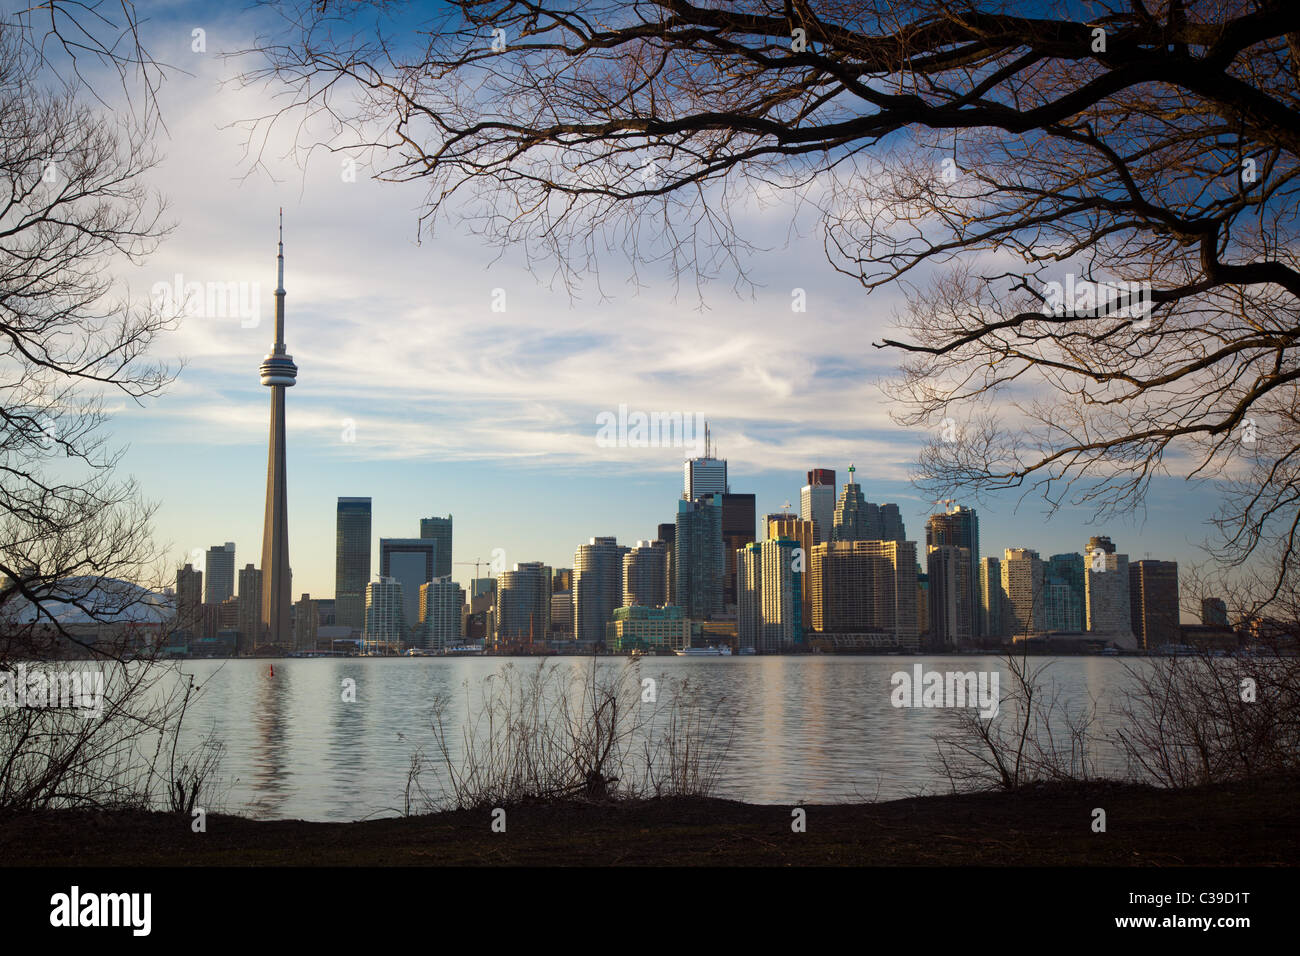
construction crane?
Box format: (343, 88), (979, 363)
(454, 559), (495, 582)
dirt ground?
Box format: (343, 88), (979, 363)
(2, 776), (1296, 866)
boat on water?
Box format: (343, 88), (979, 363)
(674, 645), (732, 657)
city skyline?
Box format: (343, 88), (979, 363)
(171, 474), (1202, 626)
(54, 5), (1232, 608)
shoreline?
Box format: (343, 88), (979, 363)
(4, 775), (1296, 866)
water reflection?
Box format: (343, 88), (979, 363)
(168, 656), (1144, 822)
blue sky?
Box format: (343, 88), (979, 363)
(34, 1), (1230, 606)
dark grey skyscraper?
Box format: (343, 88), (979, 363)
(259, 212), (297, 647)
(176, 564), (202, 617)
(1130, 559), (1179, 651)
(237, 562), (262, 654)
(1201, 597), (1229, 627)
(721, 492), (755, 608)
(832, 465), (880, 541)
(335, 497), (372, 629)
(927, 545), (972, 651)
(878, 504), (906, 543)
(676, 494), (724, 619)
(204, 542), (236, 605)
(926, 504), (981, 643)
(657, 522), (676, 605)
(419, 515), (453, 580)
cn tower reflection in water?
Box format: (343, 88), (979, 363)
(166, 656), (1141, 822)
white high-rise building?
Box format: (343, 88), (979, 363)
(363, 577), (406, 652)
(800, 467), (837, 545)
(418, 578), (463, 651)
(684, 457), (727, 499)
(683, 423), (727, 499)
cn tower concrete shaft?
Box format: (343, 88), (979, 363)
(259, 210), (297, 647)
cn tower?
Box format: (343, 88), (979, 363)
(258, 209), (297, 647)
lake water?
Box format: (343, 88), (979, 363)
(170, 655), (1142, 821)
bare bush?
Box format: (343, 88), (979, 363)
(1114, 647), (1300, 788)
(421, 658), (731, 811)
(931, 652), (1101, 793)
(0, 660), (223, 815)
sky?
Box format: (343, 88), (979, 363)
(22, 1), (1231, 611)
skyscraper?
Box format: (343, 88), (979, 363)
(1201, 597), (1229, 627)
(737, 543), (762, 651)
(496, 562), (552, 643)
(721, 492), (755, 608)
(203, 543), (236, 605)
(363, 577), (406, 652)
(419, 515), (453, 580)
(766, 514), (815, 628)
(978, 556), (1006, 641)
(550, 590), (573, 640)
(1085, 536), (1135, 646)
(832, 465), (879, 541)
(927, 545), (972, 650)
(335, 497), (372, 629)
(1002, 548), (1045, 637)
(418, 579), (463, 651)
(800, 468), (837, 545)
(684, 426), (727, 499)
(926, 504), (981, 641)
(552, 568), (573, 593)
(236, 562), (262, 653)
(259, 211), (297, 647)
(878, 504), (906, 543)
(380, 538), (436, 642)
(657, 522), (676, 605)
(573, 537), (629, 645)
(624, 541), (668, 608)
(759, 537), (803, 652)
(176, 564), (202, 620)
(808, 539), (918, 648)
(1130, 559), (1179, 651)
(675, 495), (724, 619)
(1045, 553), (1086, 631)
(293, 593), (318, 651)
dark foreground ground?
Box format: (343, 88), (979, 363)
(2, 776), (1296, 865)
